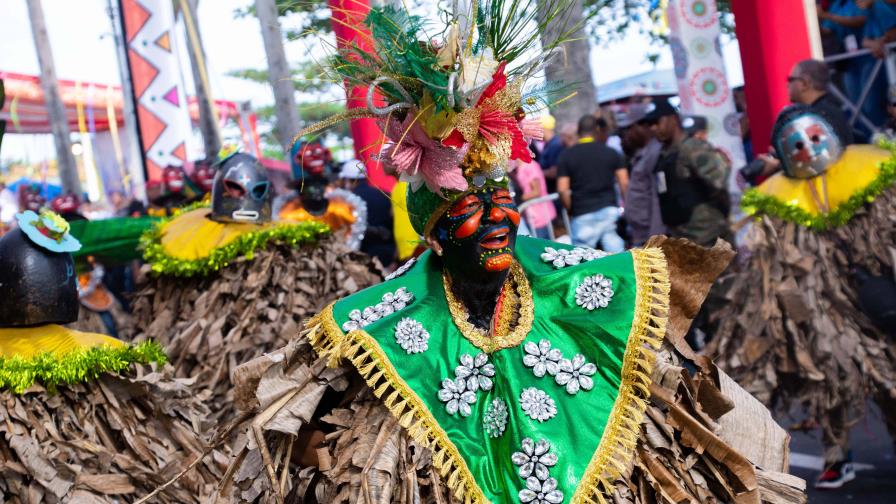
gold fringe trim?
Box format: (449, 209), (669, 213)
(303, 304), (489, 503)
(571, 247), (671, 504)
(290, 108), (379, 145)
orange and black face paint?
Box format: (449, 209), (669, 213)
(435, 186), (519, 272)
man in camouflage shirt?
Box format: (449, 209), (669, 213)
(645, 100), (732, 247)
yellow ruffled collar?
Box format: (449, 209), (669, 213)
(742, 145), (896, 230)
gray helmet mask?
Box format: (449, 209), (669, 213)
(773, 108), (844, 179)
(210, 153), (272, 223)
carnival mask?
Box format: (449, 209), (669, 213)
(774, 111), (843, 179)
(51, 193), (81, 215)
(292, 141), (332, 181)
(433, 186), (520, 274)
(163, 166), (186, 193)
(299, 178), (329, 216)
(210, 153), (272, 224)
(191, 160), (216, 193)
(18, 185), (45, 213)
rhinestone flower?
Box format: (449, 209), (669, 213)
(511, 438), (558, 480)
(555, 354), (597, 395)
(341, 288), (415, 331)
(394, 318), (429, 354)
(522, 340), (562, 378)
(483, 398), (509, 438)
(438, 377), (476, 417)
(455, 352), (495, 392)
(574, 274), (614, 310)
(518, 476), (564, 504)
(385, 257), (416, 281)
(541, 246), (608, 269)
(519, 387), (557, 422)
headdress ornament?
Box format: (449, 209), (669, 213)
(294, 0), (576, 236)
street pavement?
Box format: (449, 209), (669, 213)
(783, 404), (895, 503)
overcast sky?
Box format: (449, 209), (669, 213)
(0, 0), (744, 163)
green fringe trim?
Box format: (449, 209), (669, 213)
(139, 203), (332, 277)
(0, 340), (168, 394)
(741, 153), (896, 231)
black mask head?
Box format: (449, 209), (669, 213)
(0, 228), (79, 327)
(299, 177), (329, 216)
(210, 153), (272, 223)
(432, 185), (521, 277)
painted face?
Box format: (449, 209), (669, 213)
(434, 186), (520, 273)
(19, 186), (45, 212)
(776, 113), (842, 179)
(192, 162), (216, 192)
(163, 166), (185, 193)
(299, 178), (329, 216)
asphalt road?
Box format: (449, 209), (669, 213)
(782, 404), (896, 503)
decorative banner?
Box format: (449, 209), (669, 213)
(118, 0), (193, 183)
(667, 0), (746, 200)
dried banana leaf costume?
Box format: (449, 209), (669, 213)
(132, 151), (382, 421)
(218, 3), (806, 503)
(0, 211), (217, 503)
(708, 105), (896, 465)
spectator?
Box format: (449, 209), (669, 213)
(874, 86), (896, 141)
(682, 115), (710, 141)
(858, 0), (896, 126)
(539, 116), (564, 194)
(819, 1), (868, 111)
(648, 99), (733, 247)
(732, 86), (754, 162)
(509, 158), (556, 240)
(340, 159), (396, 269)
(557, 115), (628, 252)
(787, 59), (855, 144)
(620, 103), (665, 246)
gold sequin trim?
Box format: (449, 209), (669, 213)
(442, 261), (534, 353)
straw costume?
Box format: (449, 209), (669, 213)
(708, 105), (896, 482)
(132, 150), (382, 421)
(215, 2), (806, 503)
(0, 210), (219, 503)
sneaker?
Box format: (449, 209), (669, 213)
(814, 460), (856, 489)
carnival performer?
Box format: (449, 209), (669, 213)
(131, 149), (381, 421)
(275, 139), (368, 249)
(709, 104), (896, 489)
(216, 3), (806, 503)
(0, 209), (219, 502)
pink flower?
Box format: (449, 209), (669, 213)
(382, 113), (468, 194)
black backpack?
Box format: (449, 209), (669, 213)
(654, 147), (730, 227)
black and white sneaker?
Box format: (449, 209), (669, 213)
(814, 460), (856, 489)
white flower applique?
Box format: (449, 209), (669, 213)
(438, 377), (476, 417)
(455, 352), (496, 392)
(511, 438), (558, 480)
(483, 398), (508, 438)
(394, 318), (429, 354)
(519, 387), (557, 422)
(522, 340), (562, 378)
(519, 476), (564, 504)
(341, 287), (415, 331)
(574, 274), (614, 310)
(555, 354), (597, 395)
(541, 246), (608, 269)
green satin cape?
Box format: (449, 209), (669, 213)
(307, 236), (670, 503)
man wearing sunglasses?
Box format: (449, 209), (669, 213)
(786, 59), (855, 144)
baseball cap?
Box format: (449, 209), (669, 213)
(339, 159), (366, 179)
(616, 103), (651, 129)
(682, 115), (708, 135)
(642, 98), (679, 123)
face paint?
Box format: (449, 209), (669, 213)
(434, 186), (519, 273)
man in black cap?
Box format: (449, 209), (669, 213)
(619, 103), (665, 246)
(646, 100), (732, 247)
